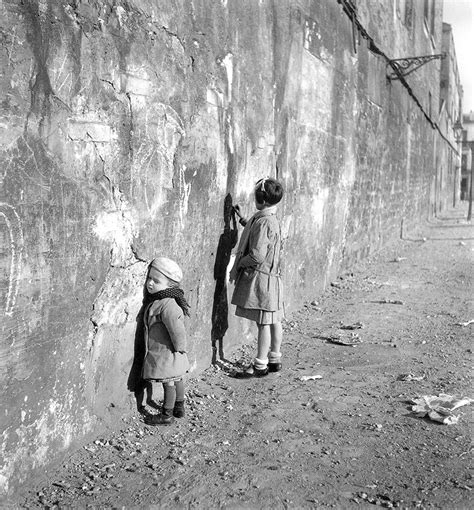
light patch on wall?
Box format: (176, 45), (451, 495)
(281, 215), (293, 246)
(234, 177), (254, 206)
(115, 5), (126, 27)
(0, 203), (24, 316)
(202, 87), (228, 193)
(178, 165), (191, 227)
(340, 145), (357, 189)
(221, 53), (233, 102)
(207, 87), (224, 109)
(122, 71), (152, 98)
(93, 202), (137, 266)
(88, 263), (147, 354)
(219, 53), (235, 157)
(310, 187), (329, 230)
(67, 117), (117, 143)
(226, 116), (234, 154)
(49, 399), (59, 414)
(326, 243), (339, 273)
(0, 121), (23, 147)
(300, 51), (333, 130)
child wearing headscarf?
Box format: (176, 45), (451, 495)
(142, 257), (191, 425)
(230, 177), (284, 377)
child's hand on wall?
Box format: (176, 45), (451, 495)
(232, 204), (242, 218)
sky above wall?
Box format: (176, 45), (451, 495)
(443, 0), (474, 113)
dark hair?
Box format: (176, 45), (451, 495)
(255, 178), (284, 205)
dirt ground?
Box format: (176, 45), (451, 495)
(12, 206), (473, 510)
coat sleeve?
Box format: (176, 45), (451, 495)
(161, 300), (187, 352)
(238, 218), (271, 268)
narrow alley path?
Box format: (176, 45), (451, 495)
(15, 207), (473, 510)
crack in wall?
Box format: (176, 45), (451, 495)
(161, 25), (186, 52)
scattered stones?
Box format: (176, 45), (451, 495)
(17, 212), (472, 509)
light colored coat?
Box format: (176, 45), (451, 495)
(142, 298), (189, 381)
(230, 207), (282, 311)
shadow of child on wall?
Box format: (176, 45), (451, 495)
(127, 281), (161, 415)
(211, 193), (238, 367)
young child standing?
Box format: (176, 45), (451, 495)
(230, 177), (284, 378)
(142, 257), (191, 425)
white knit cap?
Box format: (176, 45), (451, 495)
(150, 257), (183, 283)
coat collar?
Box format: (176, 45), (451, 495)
(253, 205), (277, 220)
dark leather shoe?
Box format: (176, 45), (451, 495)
(233, 366), (269, 378)
(145, 413), (174, 426)
(268, 362), (282, 372)
(173, 401), (185, 418)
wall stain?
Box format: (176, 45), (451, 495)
(21, 0), (55, 125)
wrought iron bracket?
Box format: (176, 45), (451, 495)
(388, 53), (445, 80)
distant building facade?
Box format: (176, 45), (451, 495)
(439, 22), (463, 208)
(460, 111), (474, 203)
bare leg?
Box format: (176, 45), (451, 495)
(268, 321), (283, 371)
(256, 324), (271, 360)
(270, 322), (282, 354)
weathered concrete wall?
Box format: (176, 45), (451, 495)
(1, 0), (451, 495)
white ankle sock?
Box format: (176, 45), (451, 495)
(269, 351), (282, 363)
(254, 357), (269, 370)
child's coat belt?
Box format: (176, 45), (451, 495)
(253, 268), (281, 278)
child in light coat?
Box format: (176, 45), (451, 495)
(230, 177), (284, 377)
(142, 257), (190, 425)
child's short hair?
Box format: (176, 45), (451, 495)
(255, 178), (284, 205)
